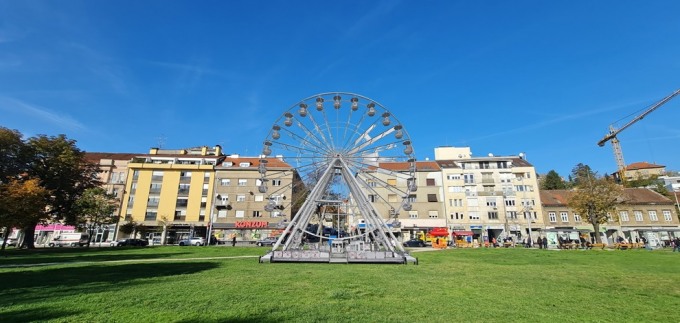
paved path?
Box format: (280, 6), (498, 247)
(0, 255), (260, 269)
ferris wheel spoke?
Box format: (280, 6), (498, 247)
(271, 140), (327, 157)
(319, 106), (336, 150)
(346, 127), (397, 155)
(293, 119), (332, 152)
(306, 111), (333, 152)
(279, 124), (333, 156)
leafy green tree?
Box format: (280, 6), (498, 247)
(20, 134), (101, 248)
(568, 172), (622, 243)
(74, 187), (118, 247)
(0, 127), (31, 183)
(569, 163), (596, 187)
(0, 179), (49, 251)
(541, 170), (567, 190)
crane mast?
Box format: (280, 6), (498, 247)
(597, 88), (680, 180)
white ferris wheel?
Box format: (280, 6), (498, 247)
(258, 92), (418, 264)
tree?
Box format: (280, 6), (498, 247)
(569, 163), (596, 187)
(74, 187), (118, 247)
(541, 170), (567, 190)
(20, 134), (101, 248)
(568, 172), (622, 243)
(0, 127), (31, 183)
(0, 178), (49, 251)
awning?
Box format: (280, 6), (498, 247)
(575, 225), (606, 233)
(452, 231), (474, 236)
(429, 227), (449, 237)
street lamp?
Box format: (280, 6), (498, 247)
(205, 176), (222, 246)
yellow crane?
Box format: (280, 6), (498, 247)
(597, 88), (680, 181)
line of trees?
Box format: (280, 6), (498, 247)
(0, 127), (116, 250)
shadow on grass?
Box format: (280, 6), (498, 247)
(0, 261), (220, 321)
(1, 307), (83, 322)
(0, 247), (191, 266)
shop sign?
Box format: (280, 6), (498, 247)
(235, 221), (269, 229)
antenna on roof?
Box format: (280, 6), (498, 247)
(156, 134), (167, 149)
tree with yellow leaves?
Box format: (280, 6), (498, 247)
(0, 178), (49, 250)
(568, 171), (622, 244)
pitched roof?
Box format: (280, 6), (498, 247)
(219, 157), (292, 169)
(625, 162), (665, 171)
(377, 161), (441, 172)
(540, 188), (673, 206)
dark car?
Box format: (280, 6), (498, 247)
(403, 238), (426, 247)
(256, 236), (279, 247)
(112, 238), (148, 247)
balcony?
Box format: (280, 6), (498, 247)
(481, 178), (496, 184)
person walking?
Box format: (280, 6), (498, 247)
(232, 235), (237, 247)
(536, 236), (543, 249)
(673, 237), (680, 252)
(542, 236), (548, 249)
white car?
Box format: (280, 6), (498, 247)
(178, 237), (205, 246)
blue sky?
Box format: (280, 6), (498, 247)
(1, 1), (679, 177)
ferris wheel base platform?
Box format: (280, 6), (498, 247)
(259, 251), (418, 265)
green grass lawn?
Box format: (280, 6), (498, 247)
(1, 247), (678, 322)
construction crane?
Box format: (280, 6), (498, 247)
(597, 88), (680, 181)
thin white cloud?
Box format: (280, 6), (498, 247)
(0, 96), (87, 131)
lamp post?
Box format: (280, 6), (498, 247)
(205, 177), (221, 247)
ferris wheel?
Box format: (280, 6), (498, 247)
(257, 92), (418, 263)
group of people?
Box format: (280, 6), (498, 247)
(673, 237), (680, 252)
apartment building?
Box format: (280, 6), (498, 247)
(84, 152), (139, 242)
(621, 161), (666, 181)
(210, 155), (295, 242)
(435, 146), (544, 244)
(362, 161), (445, 240)
(540, 188), (679, 247)
(120, 146), (225, 243)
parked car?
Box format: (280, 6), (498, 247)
(256, 236), (279, 247)
(111, 239), (148, 247)
(5, 238), (18, 247)
(403, 238), (426, 247)
(178, 237), (205, 246)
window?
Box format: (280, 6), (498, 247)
(448, 186), (463, 193)
(173, 210), (186, 221)
(368, 194), (377, 203)
(428, 211), (439, 218)
(220, 179), (231, 186)
(549, 212), (557, 222)
(149, 183), (162, 193)
(560, 212), (569, 222)
(426, 178), (435, 186)
(176, 198), (188, 207)
(239, 162), (251, 167)
(507, 211), (518, 220)
(145, 211), (157, 221)
(254, 195), (264, 202)
(464, 174), (475, 184)
(235, 210), (245, 218)
(200, 197), (207, 208)
(272, 179), (282, 186)
(427, 194), (438, 202)
(450, 212), (464, 220)
(237, 195), (246, 202)
(409, 211), (418, 219)
(487, 211), (498, 220)
(634, 211), (643, 222)
(148, 197), (160, 206)
(178, 183), (190, 193)
(469, 212), (480, 220)
(255, 179), (263, 186)
(271, 211), (282, 217)
(574, 213), (581, 222)
(663, 210), (673, 222)
(367, 181), (377, 187)
(505, 199), (516, 206)
(486, 199), (497, 207)
(238, 179), (247, 186)
(388, 194), (397, 203)
(253, 211), (262, 217)
(387, 178), (397, 186)
(217, 209), (227, 218)
(446, 174), (461, 180)
(648, 211), (658, 221)
(220, 195), (229, 204)
(620, 211), (629, 222)
(408, 195), (417, 203)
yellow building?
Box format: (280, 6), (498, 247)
(120, 146), (225, 243)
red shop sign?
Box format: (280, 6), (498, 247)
(235, 221), (269, 229)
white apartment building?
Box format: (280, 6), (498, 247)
(435, 146), (544, 244)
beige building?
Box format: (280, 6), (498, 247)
(621, 161), (666, 181)
(210, 155), (295, 242)
(362, 161), (445, 240)
(85, 152), (139, 242)
(540, 188), (680, 247)
(435, 146), (544, 244)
